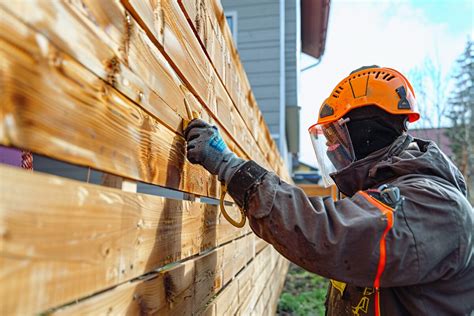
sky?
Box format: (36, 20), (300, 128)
(299, 0), (473, 166)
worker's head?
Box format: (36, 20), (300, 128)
(309, 66), (420, 186)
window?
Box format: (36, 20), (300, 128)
(225, 11), (238, 46)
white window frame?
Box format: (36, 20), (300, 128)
(225, 11), (238, 46)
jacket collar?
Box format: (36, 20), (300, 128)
(331, 134), (413, 196)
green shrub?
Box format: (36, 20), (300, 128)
(277, 264), (329, 316)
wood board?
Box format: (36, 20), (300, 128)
(51, 234), (258, 315)
(0, 0), (292, 314)
(121, 0), (285, 176)
(0, 165), (250, 315)
(179, 0), (281, 169)
(0, 2), (272, 171)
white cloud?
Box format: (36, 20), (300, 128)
(298, 0), (469, 166)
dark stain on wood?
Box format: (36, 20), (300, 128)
(105, 55), (121, 87)
(163, 272), (174, 305)
(120, 12), (133, 66)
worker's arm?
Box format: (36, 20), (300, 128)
(227, 163), (399, 287)
(234, 168), (470, 289)
(184, 120), (461, 288)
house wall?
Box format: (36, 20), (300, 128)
(222, 0), (300, 165)
(221, 0), (283, 137)
(285, 0), (299, 108)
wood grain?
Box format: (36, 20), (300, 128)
(253, 255), (289, 315)
(237, 249), (278, 314)
(51, 234), (258, 315)
(202, 245), (283, 315)
(269, 256), (290, 314)
(179, 0), (281, 169)
(255, 234), (269, 255)
(298, 184), (338, 199)
(0, 9), (225, 199)
(121, 0), (285, 175)
(0, 165), (250, 315)
(0, 1), (293, 314)
(0, 2), (272, 171)
(247, 254), (287, 315)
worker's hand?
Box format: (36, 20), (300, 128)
(184, 119), (245, 183)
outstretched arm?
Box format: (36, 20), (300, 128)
(184, 119), (420, 287)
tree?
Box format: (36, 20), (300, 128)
(408, 55), (450, 144)
(446, 39), (474, 203)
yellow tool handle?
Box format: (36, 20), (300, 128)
(182, 110), (245, 228)
(183, 95), (200, 130)
(220, 184), (246, 228)
(183, 110), (200, 130)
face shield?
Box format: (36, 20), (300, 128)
(308, 118), (356, 187)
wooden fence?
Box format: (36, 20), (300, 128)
(0, 0), (290, 314)
(298, 184), (338, 200)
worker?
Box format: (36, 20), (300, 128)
(184, 66), (474, 315)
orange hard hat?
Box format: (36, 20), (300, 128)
(316, 66), (420, 125)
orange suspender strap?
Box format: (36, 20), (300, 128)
(359, 191), (395, 316)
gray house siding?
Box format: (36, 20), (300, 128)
(285, 0), (300, 157)
(285, 0), (298, 107)
(222, 0), (283, 137)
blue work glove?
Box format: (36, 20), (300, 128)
(184, 119), (245, 184)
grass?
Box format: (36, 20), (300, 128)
(277, 263), (329, 316)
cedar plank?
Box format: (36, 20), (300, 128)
(0, 165), (244, 314)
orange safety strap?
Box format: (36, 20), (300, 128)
(359, 191), (394, 316)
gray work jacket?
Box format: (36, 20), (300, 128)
(227, 135), (474, 315)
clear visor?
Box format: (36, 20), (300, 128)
(308, 118), (355, 187)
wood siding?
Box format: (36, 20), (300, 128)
(0, 1), (290, 314)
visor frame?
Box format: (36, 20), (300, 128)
(308, 119), (356, 187)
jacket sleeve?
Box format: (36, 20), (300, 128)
(226, 161), (420, 287)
